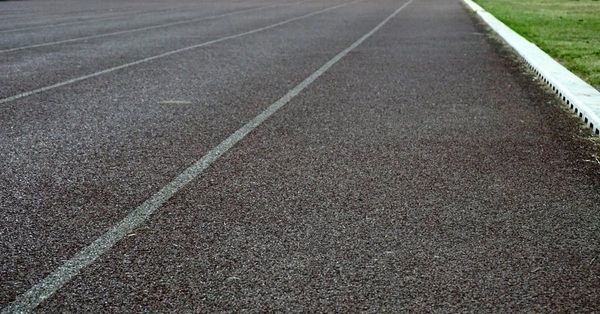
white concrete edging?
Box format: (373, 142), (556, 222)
(463, 0), (600, 135)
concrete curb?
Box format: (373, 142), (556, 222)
(463, 0), (600, 135)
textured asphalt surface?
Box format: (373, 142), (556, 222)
(2, 0), (600, 311)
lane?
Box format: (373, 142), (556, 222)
(3, 2), (415, 310)
(0, 0), (275, 35)
(2, 0), (599, 311)
(0, 0), (397, 307)
(0, 5), (222, 34)
(26, 0), (600, 311)
(0, 0), (345, 100)
(0, 2), (179, 30)
(0, 0), (301, 53)
(0, 0), (254, 28)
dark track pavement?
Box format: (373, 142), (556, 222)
(1, 0), (600, 311)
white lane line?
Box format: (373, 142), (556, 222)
(1, 0), (413, 312)
(0, 1), (301, 53)
(0, 0), (356, 106)
(158, 100), (193, 105)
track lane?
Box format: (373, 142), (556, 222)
(0, 5), (223, 34)
(0, 0), (396, 307)
(0, 0), (284, 37)
(3, 2), (415, 309)
(0, 0), (253, 30)
(2, 0), (600, 311)
(0, 0), (306, 54)
(0, 4), (174, 30)
(0, 0), (349, 100)
(28, 0), (600, 311)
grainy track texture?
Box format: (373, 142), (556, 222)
(1, 0), (600, 311)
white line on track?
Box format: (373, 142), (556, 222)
(1, 0), (413, 311)
(0, 0), (355, 106)
(0, 1), (302, 54)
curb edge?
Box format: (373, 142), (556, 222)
(463, 0), (600, 135)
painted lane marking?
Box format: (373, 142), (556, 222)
(0, 1), (304, 54)
(0, 0), (356, 106)
(1, 0), (413, 312)
(158, 100), (193, 105)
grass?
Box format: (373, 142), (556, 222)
(474, 0), (600, 91)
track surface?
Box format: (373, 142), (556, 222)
(1, 0), (600, 311)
